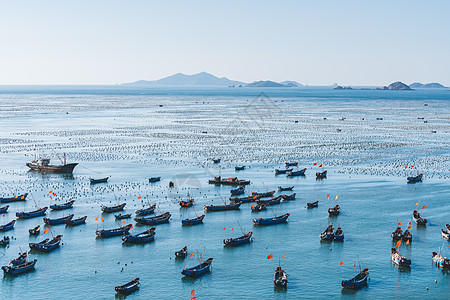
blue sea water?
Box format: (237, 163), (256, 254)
(0, 87), (449, 299)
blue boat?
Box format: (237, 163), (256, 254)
(285, 161), (298, 167)
(175, 246), (188, 259)
(341, 268), (369, 289)
(253, 213), (290, 225)
(135, 204), (156, 216)
(230, 195), (259, 203)
(287, 168), (307, 176)
(0, 205), (9, 213)
(122, 228), (156, 244)
(230, 186), (245, 196)
(256, 196), (282, 206)
(29, 235), (62, 252)
(180, 198), (194, 207)
(16, 207), (48, 219)
(182, 258), (213, 277)
(274, 266), (288, 287)
(223, 231), (252, 246)
(43, 214), (74, 225)
(0, 220), (15, 232)
(391, 248), (411, 267)
(407, 173), (423, 183)
(115, 213), (132, 220)
(11, 252), (28, 266)
(316, 170), (327, 179)
(50, 200), (75, 211)
(252, 191), (275, 198)
(2, 259), (37, 276)
(204, 201), (241, 212)
(115, 278), (140, 295)
(235, 166), (245, 171)
(328, 205), (340, 216)
(149, 177), (161, 183)
(134, 212), (171, 225)
(0, 193), (28, 203)
(0, 236), (10, 246)
(96, 224), (132, 238)
(275, 168), (293, 175)
(101, 203), (126, 213)
(432, 251), (450, 269)
(320, 225), (335, 241)
(413, 210), (427, 225)
(251, 203), (267, 212)
(334, 227), (344, 241)
(182, 214), (205, 226)
(65, 215), (87, 226)
(307, 201), (319, 208)
(90, 177), (109, 184)
(278, 186), (294, 191)
(29, 225), (40, 235)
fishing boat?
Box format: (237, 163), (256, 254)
(182, 215), (205, 226)
(252, 191), (276, 198)
(230, 186), (245, 196)
(274, 266), (288, 287)
(96, 224), (132, 238)
(50, 200), (75, 211)
(441, 224), (450, 239)
(181, 257), (213, 277)
(213, 158), (221, 164)
(307, 201), (319, 208)
(0, 205), (9, 213)
(208, 176), (250, 186)
(251, 203), (267, 212)
(432, 251), (450, 269)
(278, 186), (294, 191)
(90, 177), (109, 184)
(2, 259), (37, 276)
(65, 216), (87, 226)
(235, 166), (245, 171)
(287, 168), (307, 177)
(204, 201), (241, 212)
(134, 212), (171, 225)
(320, 224), (335, 241)
(391, 248), (411, 267)
(334, 227), (344, 241)
(29, 235), (63, 252)
(412, 210), (427, 225)
(101, 203), (126, 213)
(223, 231), (252, 246)
(0, 220), (15, 232)
(0, 236), (10, 246)
(148, 177), (161, 183)
(275, 168), (293, 175)
(180, 198), (194, 207)
(175, 246), (188, 259)
(407, 174), (423, 183)
(0, 193), (28, 203)
(402, 229), (412, 242)
(253, 213), (290, 225)
(328, 205), (340, 216)
(43, 214), (74, 225)
(285, 161), (298, 167)
(11, 252), (28, 266)
(135, 204), (156, 216)
(26, 154), (77, 173)
(16, 207), (48, 219)
(115, 278), (140, 295)
(256, 197), (282, 206)
(29, 225), (40, 235)
(230, 195), (259, 203)
(281, 193), (296, 201)
(391, 227), (403, 241)
(115, 213), (132, 220)
(341, 268), (369, 290)
(122, 228), (156, 244)
(316, 170), (327, 179)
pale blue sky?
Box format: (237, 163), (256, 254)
(0, 0), (449, 85)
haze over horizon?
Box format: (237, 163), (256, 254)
(1, 0), (449, 86)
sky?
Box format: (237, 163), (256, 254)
(0, 0), (449, 86)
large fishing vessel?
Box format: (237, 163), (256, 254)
(26, 154), (78, 173)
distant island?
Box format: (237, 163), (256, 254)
(376, 81), (412, 90)
(246, 80), (287, 87)
(409, 82), (447, 88)
(334, 86), (352, 90)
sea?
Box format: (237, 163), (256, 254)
(0, 86), (449, 299)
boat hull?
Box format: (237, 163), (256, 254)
(26, 163), (78, 174)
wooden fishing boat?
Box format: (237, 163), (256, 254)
(334, 227), (344, 241)
(213, 158), (221, 164)
(391, 227), (402, 241)
(182, 258), (213, 277)
(11, 252), (28, 266)
(316, 170), (327, 179)
(50, 200), (75, 211)
(328, 205), (340, 216)
(235, 166), (245, 171)
(2, 259), (37, 276)
(278, 186), (294, 191)
(26, 155), (77, 174)
(0, 220), (15, 232)
(180, 198), (194, 207)
(115, 278), (140, 295)
(0, 193), (28, 203)
(204, 201), (241, 212)
(256, 197), (282, 206)
(413, 210), (427, 225)
(281, 193), (296, 201)
(402, 229), (412, 242)
(407, 174), (423, 183)
(65, 216), (87, 226)
(182, 215), (205, 226)
(101, 203), (126, 213)
(252, 191), (275, 198)
(148, 177), (161, 183)
(16, 207), (48, 219)
(96, 224), (132, 238)
(29, 225), (40, 235)
(0, 236), (10, 246)
(251, 203), (267, 212)
(175, 246), (187, 259)
(230, 186), (245, 196)
(0, 205), (9, 213)
(122, 228), (156, 244)
(135, 204), (156, 216)
(307, 201), (319, 208)
(253, 213), (290, 225)
(287, 168), (307, 177)
(275, 168), (293, 175)
(208, 176), (250, 186)
(285, 161), (298, 167)
(320, 225), (334, 241)
(29, 235), (62, 252)
(223, 231), (252, 246)
(230, 195), (259, 203)
(341, 268), (369, 290)
(274, 266), (288, 287)
(90, 177), (109, 184)
(432, 251), (450, 269)
(391, 248), (411, 267)
(43, 214), (74, 225)
(134, 212), (171, 225)
(115, 213), (132, 220)
(441, 224), (450, 239)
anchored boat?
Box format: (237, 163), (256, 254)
(26, 154), (77, 173)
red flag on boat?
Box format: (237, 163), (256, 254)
(398, 222), (402, 226)
(101, 218), (104, 222)
(130, 226), (133, 229)
(282, 254), (285, 258)
(313, 163), (317, 166)
(319, 164), (323, 167)
(223, 228), (225, 230)
(339, 261), (344, 265)
(422, 205), (427, 209)
(396, 240), (401, 247)
(406, 240), (410, 245)
(122, 220), (126, 224)
(267, 254), (273, 259)
(191, 298), (195, 300)
(251, 204), (255, 207)
(411, 166), (414, 168)
(190, 253), (195, 257)
(95, 216), (98, 221)
(2, 215), (4, 217)
(191, 290), (195, 296)
(49, 191), (53, 193)
(405, 166), (408, 169)
(44, 228), (49, 234)
(138, 196), (141, 199)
